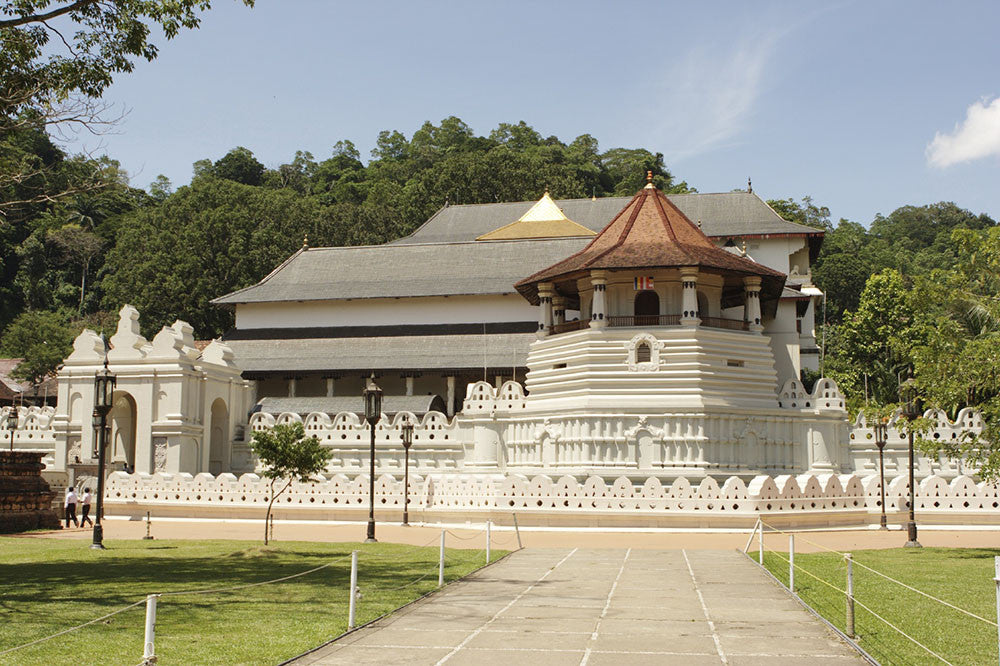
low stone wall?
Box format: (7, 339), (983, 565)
(103, 470), (1000, 529)
(0, 450), (61, 532)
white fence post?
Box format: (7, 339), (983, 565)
(486, 521), (491, 564)
(789, 534), (795, 593)
(142, 594), (158, 663)
(758, 521), (764, 565)
(438, 530), (445, 587)
(994, 556), (999, 666)
(348, 550), (358, 630)
(845, 552), (855, 639)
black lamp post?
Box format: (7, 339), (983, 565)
(91, 345), (116, 550)
(900, 376), (922, 548)
(873, 419), (888, 530)
(401, 419), (414, 526)
(363, 375), (383, 543)
(6, 408), (17, 452)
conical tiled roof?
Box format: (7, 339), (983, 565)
(515, 180), (786, 309)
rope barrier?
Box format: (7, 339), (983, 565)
(762, 543), (956, 664)
(759, 520), (997, 627)
(444, 527), (487, 541)
(0, 600), (146, 657)
(158, 552), (354, 598)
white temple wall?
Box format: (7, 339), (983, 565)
(765, 300), (801, 385)
(234, 294), (540, 329)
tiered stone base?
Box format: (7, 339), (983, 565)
(0, 451), (62, 532)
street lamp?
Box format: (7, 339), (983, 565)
(6, 408), (17, 452)
(401, 419), (414, 526)
(362, 375), (383, 543)
(900, 375), (922, 548)
(91, 343), (116, 550)
(873, 419), (888, 530)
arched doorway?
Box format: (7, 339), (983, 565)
(209, 398), (229, 475)
(634, 290), (660, 326)
(109, 391), (137, 472)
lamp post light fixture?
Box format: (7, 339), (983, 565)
(91, 342), (116, 550)
(900, 375), (922, 549)
(873, 419), (888, 530)
(5, 407), (17, 452)
(362, 375), (383, 543)
(401, 419), (414, 526)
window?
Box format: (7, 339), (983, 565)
(636, 342), (651, 363)
(634, 290), (659, 325)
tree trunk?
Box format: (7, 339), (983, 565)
(79, 257), (88, 316)
(263, 478), (293, 545)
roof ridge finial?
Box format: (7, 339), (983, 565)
(302, 233), (309, 248)
(740, 239), (748, 256)
(644, 170), (655, 189)
(747, 176), (752, 194)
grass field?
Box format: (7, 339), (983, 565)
(760, 545), (999, 666)
(0, 537), (506, 665)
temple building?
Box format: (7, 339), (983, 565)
(38, 178), (858, 482)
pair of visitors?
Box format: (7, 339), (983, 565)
(63, 487), (93, 528)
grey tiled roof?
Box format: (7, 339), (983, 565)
(395, 192), (822, 245)
(213, 238), (588, 304)
(213, 192), (821, 306)
(255, 395), (446, 416)
(227, 332), (534, 373)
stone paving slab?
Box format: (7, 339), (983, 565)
(290, 548), (866, 665)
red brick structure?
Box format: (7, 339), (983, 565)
(0, 450), (61, 532)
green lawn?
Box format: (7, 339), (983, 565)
(0, 537), (506, 665)
(760, 546), (999, 666)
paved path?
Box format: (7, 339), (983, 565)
(291, 548), (865, 665)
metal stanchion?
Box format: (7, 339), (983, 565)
(438, 530), (445, 587)
(348, 551), (358, 630)
(789, 534), (795, 593)
(143, 511), (153, 540)
(846, 552), (855, 639)
(142, 594), (158, 664)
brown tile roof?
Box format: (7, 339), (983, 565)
(515, 183), (786, 312)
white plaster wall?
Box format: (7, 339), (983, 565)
(765, 300), (801, 385)
(235, 294), (538, 329)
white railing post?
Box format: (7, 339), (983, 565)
(758, 521), (764, 565)
(348, 550), (358, 630)
(142, 594), (158, 663)
(994, 556), (999, 666)
(789, 534), (795, 593)
(438, 529), (445, 587)
(486, 521), (491, 564)
(743, 518), (760, 554)
(846, 552), (855, 639)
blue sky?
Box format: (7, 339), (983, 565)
(86, 0), (1000, 226)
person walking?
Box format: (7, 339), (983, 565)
(64, 487), (79, 528)
(80, 487), (93, 527)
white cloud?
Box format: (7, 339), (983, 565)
(646, 28), (781, 163)
(927, 97), (1000, 168)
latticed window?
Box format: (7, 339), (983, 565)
(636, 342), (651, 363)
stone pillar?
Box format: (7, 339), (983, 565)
(405, 375), (414, 396)
(326, 377), (335, 397)
(494, 375), (504, 389)
(744, 276), (763, 333)
(589, 270), (608, 329)
(287, 377), (296, 398)
(537, 282), (554, 338)
(552, 296), (566, 326)
(680, 267), (701, 326)
(446, 375), (456, 417)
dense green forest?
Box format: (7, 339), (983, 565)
(2, 1), (999, 475)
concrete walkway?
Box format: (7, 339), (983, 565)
(291, 548), (865, 665)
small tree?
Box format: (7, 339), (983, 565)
(249, 423), (332, 544)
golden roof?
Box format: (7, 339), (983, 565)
(476, 192), (597, 241)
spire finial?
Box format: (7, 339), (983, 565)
(644, 170), (655, 189)
(302, 233), (309, 248)
(747, 177), (752, 194)
(697, 219), (702, 229)
(740, 239), (747, 256)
